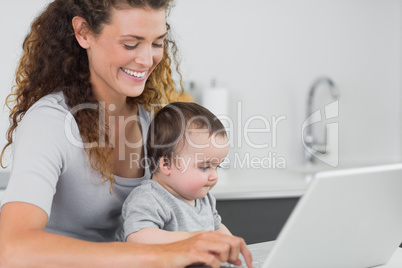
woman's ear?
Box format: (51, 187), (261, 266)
(158, 157), (171, 176)
(72, 16), (91, 49)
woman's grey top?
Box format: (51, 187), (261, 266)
(1, 92), (151, 242)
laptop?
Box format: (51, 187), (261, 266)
(222, 164), (402, 268)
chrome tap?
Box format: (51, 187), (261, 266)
(304, 76), (340, 165)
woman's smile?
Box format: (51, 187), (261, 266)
(121, 67), (148, 80)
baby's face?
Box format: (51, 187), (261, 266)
(163, 131), (229, 205)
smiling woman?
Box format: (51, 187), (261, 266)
(0, 0), (252, 267)
(74, 7), (168, 101)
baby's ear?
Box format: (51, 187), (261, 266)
(158, 157), (171, 175)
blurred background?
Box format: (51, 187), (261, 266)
(0, 0), (401, 172)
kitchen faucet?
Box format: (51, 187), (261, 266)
(304, 76), (340, 165)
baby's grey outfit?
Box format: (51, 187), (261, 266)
(121, 180), (222, 241)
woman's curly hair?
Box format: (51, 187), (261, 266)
(0, 0), (182, 189)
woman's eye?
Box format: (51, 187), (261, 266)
(124, 44), (138, 50)
(152, 43), (163, 48)
(199, 166), (209, 171)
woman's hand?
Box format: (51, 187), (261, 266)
(0, 203), (252, 267)
(157, 231), (253, 268)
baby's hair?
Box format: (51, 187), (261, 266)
(146, 102), (227, 173)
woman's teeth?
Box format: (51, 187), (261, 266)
(122, 68), (146, 78)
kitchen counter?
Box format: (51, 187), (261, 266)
(211, 162), (402, 200)
(211, 168), (309, 200)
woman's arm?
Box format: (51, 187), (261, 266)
(0, 202), (252, 268)
(126, 228), (203, 244)
(126, 224), (233, 244)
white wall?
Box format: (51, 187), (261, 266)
(1, 0), (401, 172)
(169, 0), (402, 170)
(0, 1), (52, 168)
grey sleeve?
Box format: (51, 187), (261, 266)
(1, 101), (74, 216)
(207, 193), (222, 230)
(122, 186), (170, 241)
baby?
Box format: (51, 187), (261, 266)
(121, 102), (231, 244)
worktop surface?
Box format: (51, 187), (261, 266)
(211, 168), (310, 200)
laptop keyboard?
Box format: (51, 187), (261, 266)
(220, 246), (270, 268)
(220, 259), (264, 268)
(186, 242), (273, 268)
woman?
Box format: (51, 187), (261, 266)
(0, 0), (252, 267)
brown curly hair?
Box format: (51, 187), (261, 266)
(0, 0), (182, 188)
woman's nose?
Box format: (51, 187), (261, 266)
(134, 46), (153, 68)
